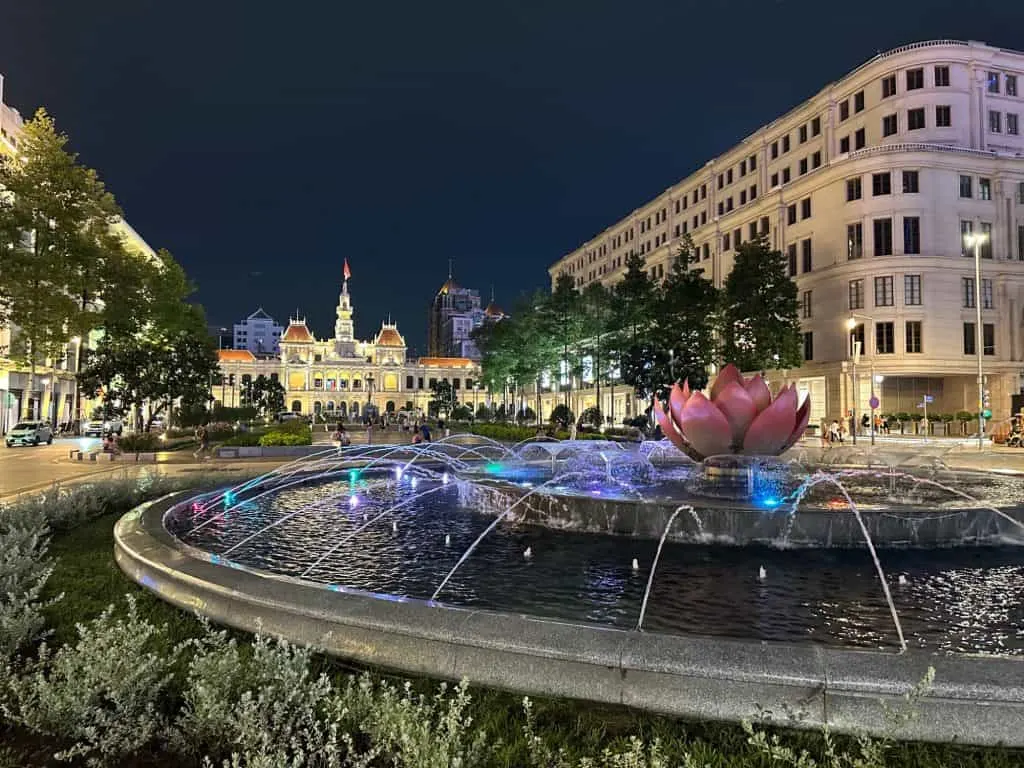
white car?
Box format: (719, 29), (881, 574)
(83, 417), (124, 437)
(6, 421), (54, 447)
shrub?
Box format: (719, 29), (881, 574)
(580, 406), (602, 426)
(258, 430), (311, 447)
(0, 502), (55, 660)
(117, 432), (161, 452)
(471, 423), (544, 443)
(272, 418), (314, 435)
(2, 595), (177, 766)
(173, 628), (344, 767)
(221, 432), (265, 447)
(450, 405), (473, 422)
(204, 421), (237, 441)
(550, 404), (573, 427)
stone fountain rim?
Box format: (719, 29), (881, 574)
(114, 490), (1024, 748)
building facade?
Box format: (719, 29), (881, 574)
(427, 271), (486, 359)
(545, 40), (1024, 428)
(0, 76), (157, 433)
(232, 308), (283, 356)
(215, 269), (482, 420)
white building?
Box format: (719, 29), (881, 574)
(547, 40), (1024, 430)
(233, 308), (283, 356)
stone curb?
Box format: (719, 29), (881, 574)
(114, 492), (1024, 747)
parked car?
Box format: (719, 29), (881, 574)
(6, 421), (54, 447)
(82, 416), (124, 437)
(275, 411), (300, 423)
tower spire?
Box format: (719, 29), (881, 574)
(448, 257), (453, 280)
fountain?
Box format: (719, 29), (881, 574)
(114, 366), (1024, 746)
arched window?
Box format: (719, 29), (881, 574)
(386, 401), (396, 413)
(290, 400), (302, 413)
(326, 401), (335, 411)
(338, 402), (348, 416)
(350, 402), (360, 417)
(313, 401), (323, 414)
(405, 375), (414, 389)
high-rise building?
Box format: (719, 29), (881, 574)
(232, 308), (283, 356)
(546, 40), (1024, 427)
(427, 266), (484, 359)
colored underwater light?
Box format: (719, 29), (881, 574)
(442, 472), (450, 484)
(757, 496), (781, 509)
(349, 469), (360, 484)
(349, 495), (359, 508)
(223, 491), (237, 507)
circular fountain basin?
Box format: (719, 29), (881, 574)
(114, 442), (1024, 746)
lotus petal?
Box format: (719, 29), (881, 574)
(653, 396), (697, 457)
(713, 381), (758, 449)
(744, 374), (772, 413)
(709, 363), (744, 402)
(742, 386), (798, 455)
(782, 394), (812, 451)
(668, 380), (691, 427)
(678, 391), (733, 459)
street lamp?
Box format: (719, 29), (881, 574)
(70, 336), (82, 434)
(964, 231), (988, 450)
(846, 313), (879, 446)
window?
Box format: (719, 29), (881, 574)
(405, 375), (414, 389)
(726, 197), (734, 212)
(749, 184), (757, 199)
(701, 184), (706, 199)
(903, 216), (920, 254)
(760, 216), (770, 235)
(801, 238), (812, 272)
(849, 278), (864, 310)
(962, 276), (975, 308)
(960, 220), (974, 256)
(902, 170), (919, 193)
(849, 323), (865, 355)
(801, 198), (811, 219)
(799, 157), (808, 175)
(854, 90), (865, 112)
(839, 135), (850, 153)
(749, 222), (757, 239)
(872, 172), (891, 196)
(840, 100), (850, 121)
(723, 232), (731, 250)
(904, 274), (921, 305)
(987, 71), (1000, 93)
(882, 74), (897, 98)
(979, 178), (991, 200)
(799, 124), (808, 143)
(984, 323), (995, 355)
(874, 275), (894, 306)
(908, 108), (925, 130)
(740, 160), (746, 176)
(875, 322), (895, 354)
(771, 141), (779, 159)
(770, 172), (779, 187)
(749, 155), (757, 170)
(727, 169), (733, 184)
(963, 322), (976, 355)
(905, 321), (922, 353)
(1019, 223), (1024, 261)
(812, 150), (821, 169)
(874, 218), (893, 256)
(782, 135), (790, 153)
(906, 68), (924, 90)
(989, 110), (1002, 133)
(934, 65), (950, 86)
(1008, 75), (1018, 96)
(1009, 114), (1019, 135)
(981, 222), (993, 258)
(936, 105), (951, 127)
(701, 211), (707, 224)
(811, 117), (821, 136)
(782, 167), (791, 183)
(982, 278), (994, 309)
(803, 331), (814, 361)
(787, 244), (797, 276)
(787, 204), (797, 225)
(855, 128), (866, 149)
(740, 189), (747, 205)
(801, 290), (812, 318)
(702, 243), (709, 259)
(846, 177), (862, 201)
(883, 114), (898, 136)
(847, 223), (863, 259)
(959, 175), (973, 198)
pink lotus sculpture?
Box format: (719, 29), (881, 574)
(652, 363), (810, 461)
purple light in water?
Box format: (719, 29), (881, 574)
(349, 495), (359, 508)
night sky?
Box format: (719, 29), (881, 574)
(1, 1), (1022, 353)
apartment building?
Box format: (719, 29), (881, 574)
(546, 40), (1024, 428)
(233, 308), (284, 356)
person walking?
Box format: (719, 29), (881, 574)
(193, 424), (210, 459)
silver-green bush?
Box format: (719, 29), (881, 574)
(0, 501), (56, 660)
(1, 595), (177, 766)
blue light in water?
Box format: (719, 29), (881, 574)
(349, 495), (359, 508)
(394, 467), (403, 481)
(442, 472), (449, 484)
(485, 462), (504, 474)
(349, 469), (360, 484)
(410, 477), (418, 489)
(223, 491), (237, 507)
(758, 496), (781, 509)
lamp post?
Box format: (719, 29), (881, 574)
(40, 377), (51, 427)
(70, 336), (82, 434)
(846, 313), (878, 446)
(964, 231), (988, 450)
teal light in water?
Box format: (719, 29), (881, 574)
(485, 462), (504, 474)
(757, 496), (780, 509)
(349, 469), (360, 484)
(223, 490), (237, 507)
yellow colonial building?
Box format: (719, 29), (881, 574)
(214, 270), (482, 421)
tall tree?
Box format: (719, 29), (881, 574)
(249, 374), (285, 417)
(0, 109), (124, 415)
(720, 235), (802, 372)
(537, 274), (584, 408)
(579, 282), (613, 421)
(609, 253), (661, 402)
(656, 238), (720, 394)
(427, 379), (457, 418)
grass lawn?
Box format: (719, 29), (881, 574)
(15, 510), (1023, 767)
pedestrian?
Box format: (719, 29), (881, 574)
(193, 424), (209, 459)
(828, 419), (841, 444)
(420, 423), (432, 442)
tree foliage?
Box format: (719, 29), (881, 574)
(720, 236), (802, 372)
(427, 379), (457, 418)
(249, 374), (286, 417)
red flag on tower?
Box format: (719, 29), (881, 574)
(343, 258), (352, 281)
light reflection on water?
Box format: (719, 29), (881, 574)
(167, 473), (1024, 655)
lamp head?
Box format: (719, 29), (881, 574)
(846, 317), (857, 330)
